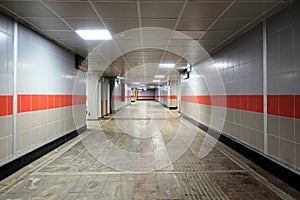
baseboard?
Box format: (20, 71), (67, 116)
(159, 103), (177, 110)
(181, 114), (300, 191)
(0, 125), (86, 181)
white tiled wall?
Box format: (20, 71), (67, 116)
(180, 1), (300, 174)
(266, 1), (300, 171)
(156, 80), (178, 108)
(112, 80), (131, 113)
(0, 12), (86, 166)
(0, 12), (13, 163)
(17, 26), (78, 95)
(16, 24), (86, 156)
(181, 23), (265, 153)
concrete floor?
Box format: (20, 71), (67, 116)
(0, 101), (299, 200)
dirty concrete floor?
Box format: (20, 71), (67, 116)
(0, 101), (299, 200)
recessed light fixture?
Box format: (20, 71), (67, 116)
(75, 30), (112, 40)
(159, 63), (175, 68)
(154, 75), (165, 78)
(153, 80), (161, 83)
(133, 82), (140, 85)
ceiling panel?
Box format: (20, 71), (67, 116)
(176, 19), (214, 31)
(91, 0), (136, 2)
(43, 30), (81, 40)
(0, 0), (295, 82)
(0, 1), (55, 17)
(93, 2), (138, 19)
(60, 39), (89, 48)
(142, 19), (176, 29)
(139, 0), (185, 2)
(181, 2), (230, 19)
(209, 19), (252, 32)
(222, 2), (275, 19)
(199, 40), (220, 52)
(140, 2), (183, 19)
(44, 2), (97, 18)
(64, 19), (104, 30)
(102, 19), (139, 35)
(26, 17), (70, 30)
(177, 31), (206, 40)
(201, 31), (235, 41)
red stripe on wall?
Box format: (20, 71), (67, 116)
(181, 95), (263, 113)
(112, 96), (131, 100)
(0, 95), (13, 117)
(296, 95), (300, 119)
(112, 96), (121, 100)
(181, 95), (300, 119)
(2, 94), (299, 119)
(157, 95), (177, 100)
(18, 94), (86, 113)
(268, 95), (300, 119)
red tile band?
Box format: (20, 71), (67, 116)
(112, 96), (121, 100)
(268, 95), (299, 119)
(157, 95), (177, 100)
(181, 95), (300, 119)
(0, 95), (13, 117)
(138, 96), (155, 99)
(17, 94), (86, 113)
(112, 96), (131, 100)
(1, 94), (299, 119)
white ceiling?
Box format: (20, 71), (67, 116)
(0, 0), (294, 85)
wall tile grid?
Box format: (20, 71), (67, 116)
(157, 86), (168, 107)
(0, 11), (86, 166)
(156, 81), (178, 108)
(180, 1), (300, 173)
(182, 24), (264, 152)
(87, 74), (100, 119)
(111, 80), (131, 112)
(16, 25), (86, 154)
(0, 12), (14, 163)
(266, 1), (300, 170)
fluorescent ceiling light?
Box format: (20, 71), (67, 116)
(215, 63), (227, 69)
(154, 75), (165, 78)
(153, 80), (161, 83)
(76, 30), (112, 40)
(159, 63), (175, 68)
(133, 82), (140, 85)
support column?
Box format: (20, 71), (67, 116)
(107, 81), (110, 114)
(87, 74), (99, 120)
(97, 81), (101, 118)
(263, 20), (268, 154)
